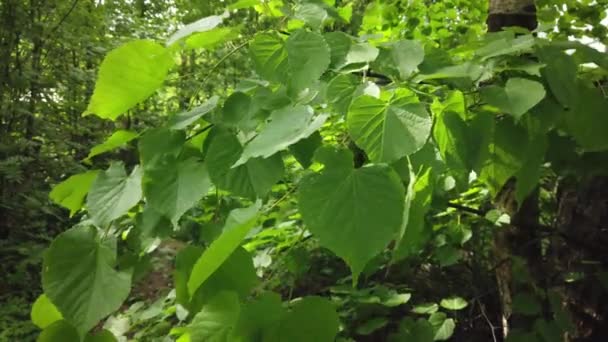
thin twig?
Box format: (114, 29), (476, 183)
(48, 0), (79, 36)
(186, 123), (213, 141)
(447, 202), (486, 216)
(187, 40), (250, 110)
(476, 299), (498, 342)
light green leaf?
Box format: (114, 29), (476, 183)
(38, 320), (80, 342)
(50, 170), (99, 217)
(86, 163), (142, 228)
(169, 96), (218, 130)
(482, 78), (546, 120)
(235, 105), (327, 166)
(86, 130), (138, 161)
(31, 294), (63, 329)
(415, 62), (484, 82)
(143, 157), (211, 225)
(476, 33), (535, 60)
(429, 312), (455, 341)
(185, 27), (240, 50)
(440, 297), (468, 311)
(206, 129), (284, 198)
(298, 147), (405, 282)
(188, 202), (261, 296)
(84, 40), (174, 120)
(373, 40), (424, 79)
(347, 95), (431, 163)
(228, 0), (260, 10)
(294, 3), (328, 29)
(412, 302), (439, 315)
(167, 13), (228, 46)
(276, 297), (339, 342)
(189, 291), (241, 342)
(42, 226), (131, 336)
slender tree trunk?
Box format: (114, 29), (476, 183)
(485, 0), (539, 339)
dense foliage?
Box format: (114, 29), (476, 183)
(2, 0), (608, 341)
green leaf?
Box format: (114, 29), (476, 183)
(31, 294), (63, 329)
(86, 162), (142, 228)
(221, 92), (251, 127)
(138, 128), (186, 169)
(169, 96), (218, 130)
(515, 134), (547, 206)
(429, 312), (455, 341)
(536, 46), (578, 108)
(188, 202), (261, 296)
(249, 32), (289, 83)
(433, 110), (472, 172)
(143, 157), (211, 225)
(348, 95), (432, 164)
(561, 84), (608, 152)
(324, 31), (352, 69)
(235, 105), (327, 166)
(482, 78), (546, 120)
(249, 30), (330, 94)
(42, 226), (131, 336)
(298, 147), (405, 282)
(189, 291), (241, 342)
(285, 29), (331, 94)
(412, 302), (439, 315)
(84, 40), (174, 120)
(373, 40), (424, 79)
(512, 292), (541, 316)
(478, 119), (527, 197)
(415, 62), (484, 82)
(289, 131), (322, 168)
(86, 130), (138, 161)
(356, 317), (389, 335)
(389, 318), (434, 342)
(440, 297), (468, 311)
(167, 13), (228, 46)
(394, 168), (434, 260)
(276, 297), (339, 342)
(233, 293), (286, 341)
(50, 170), (100, 217)
(206, 129), (284, 198)
(84, 331), (117, 342)
(38, 320), (80, 342)
(326, 74), (360, 115)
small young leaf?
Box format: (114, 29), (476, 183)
(86, 130), (138, 161)
(440, 297), (468, 311)
(50, 170), (100, 217)
(31, 294), (63, 329)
